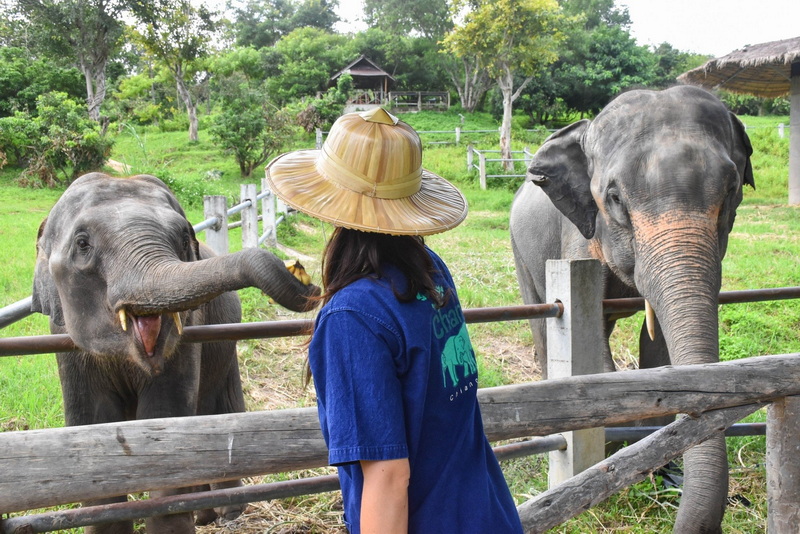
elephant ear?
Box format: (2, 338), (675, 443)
(729, 112), (756, 190)
(31, 217), (65, 326)
(527, 119), (598, 239)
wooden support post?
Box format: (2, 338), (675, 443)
(261, 178), (278, 248)
(767, 395), (800, 532)
(456, 126), (461, 145)
(315, 128), (323, 149)
(203, 195), (228, 256)
(479, 151), (487, 190)
(545, 259), (605, 488)
(241, 184), (258, 249)
(789, 61), (799, 205)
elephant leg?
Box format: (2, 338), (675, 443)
(84, 496), (134, 534)
(146, 488), (195, 534)
(674, 436), (728, 534)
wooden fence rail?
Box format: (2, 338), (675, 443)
(0, 353), (796, 516)
(466, 144), (535, 189)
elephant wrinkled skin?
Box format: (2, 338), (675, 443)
(509, 86), (754, 533)
(32, 172), (320, 534)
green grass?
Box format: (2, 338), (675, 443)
(0, 110), (796, 532)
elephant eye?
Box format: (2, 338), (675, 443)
(607, 188), (622, 205)
(75, 234), (91, 253)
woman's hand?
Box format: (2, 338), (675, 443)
(360, 458), (410, 534)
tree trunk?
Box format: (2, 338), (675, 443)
(174, 68), (199, 142)
(445, 57), (490, 113)
(496, 66), (534, 171)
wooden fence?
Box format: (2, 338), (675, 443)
(1, 260), (799, 532)
(467, 144), (535, 189)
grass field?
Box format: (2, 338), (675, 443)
(0, 108), (797, 532)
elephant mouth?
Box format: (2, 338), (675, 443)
(117, 308), (183, 375)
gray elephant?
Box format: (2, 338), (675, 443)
(509, 86), (754, 533)
(32, 172), (320, 534)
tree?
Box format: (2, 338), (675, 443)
(363, 0), (451, 39)
(129, 0), (218, 141)
(554, 24), (654, 115)
(4, 92), (114, 187)
(265, 27), (354, 104)
(210, 75), (292, 177)
(290, 0), (339, 32)
(548, 0), (654, 116)
(15, 0), (125, 123)
(443, 0), (567, 169)
(228, 0), (294, 48)
(228, 0), (339, 48)
(0, 46), (84, 117)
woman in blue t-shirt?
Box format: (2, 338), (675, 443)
(266, 107), (523, 534)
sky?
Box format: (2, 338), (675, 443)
(334, 0), (800, 58)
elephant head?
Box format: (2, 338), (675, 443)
(523, 85), (754, 532)
(32, 172), (320, 375)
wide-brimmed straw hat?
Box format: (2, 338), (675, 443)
(265, 108), (468, 236)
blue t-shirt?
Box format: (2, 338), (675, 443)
(309, 248), (523, 534)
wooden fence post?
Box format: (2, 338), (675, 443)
(203, 195), (228, 256)
(545, 259), (605, 488)
(466, 143), (474, 171)
(261, 178), (278, 248)
(315, 128), (323, 149)
(241, 184), (258, 249)
(456, 126), (461, 145)
(767, 395), (800, 531)
(478, 150), (487, 190)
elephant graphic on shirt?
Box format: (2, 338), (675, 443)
(441, 323), (477, 387)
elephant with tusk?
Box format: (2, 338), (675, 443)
(32, 172), (321, 534)
(510, 86), (754, 533)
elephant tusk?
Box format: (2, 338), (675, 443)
(645, 299), (656, 341)
(172, 312), (183, 335)
(118, 309), (127, 331)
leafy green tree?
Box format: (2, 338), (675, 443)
(351, 28), (448, 91)
(228, 0), (294, 48)
(12, 92), (114, 186)
(650, 42), (707, 89)
(290, 0), (339, 32)
(16, 0), (125, 122)
(0, 46), (84, 117)
(129, 0), (218, 141)
(548, 0), (654, 116)
(554, 24), (654, 116)
(210, 75), (292, 177)
(294, 73), (352, 132)
(227, 0), (339, 48)
(443, 0), (568, 168)
(265, 27), (354, 104)
(363, 0), (451, 39)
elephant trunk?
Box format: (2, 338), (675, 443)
(109, 248), (319, 317)
(634, 211), (728, 533)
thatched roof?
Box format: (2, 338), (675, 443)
(331, 55), (395, 83)
(678, 36), (800, 98)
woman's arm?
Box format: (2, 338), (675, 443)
(359, 458), (411, 534)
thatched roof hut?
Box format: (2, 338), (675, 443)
(678, 36), (800, 97)
(678, 36), (800, 205)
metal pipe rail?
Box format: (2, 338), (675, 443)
(1, 286), (799, 357)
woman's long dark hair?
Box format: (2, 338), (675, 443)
(318, 227), (447, 308)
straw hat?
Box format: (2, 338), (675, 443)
(265, 108), (468, 236)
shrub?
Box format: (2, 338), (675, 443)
(210, 78), (293, 177)
(14, 92), (114, 187)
